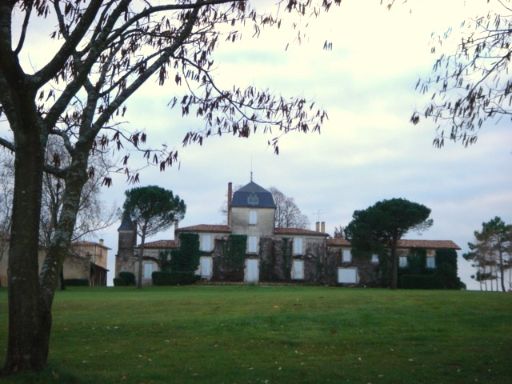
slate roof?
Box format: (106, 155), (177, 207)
(72, 240), (111, 250)
(176, 224), (231, 233)
(231, 181), (276, 209)
(136, 240), (178, 249)
(274, 228), (329, 237)
(118, 213), (135, 231)
(326, 238), (460, 250)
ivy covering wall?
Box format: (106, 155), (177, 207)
(170, 233), (200, 272)
(399, 248), (465, 289)
(217, 234), (247, 281)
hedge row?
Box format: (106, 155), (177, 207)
(63, 279), (89, 286)
(400, 274), (445, 289)
(152, 271), (198, 286)
(114, 271), (136, 286)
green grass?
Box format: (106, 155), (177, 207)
(0, 286), (511, 384)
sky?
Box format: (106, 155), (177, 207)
(5, 0), (512, 289)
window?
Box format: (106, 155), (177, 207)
(249, 210), (257, 225)
(143, 262), (154, 279)
(342, 248), (352, 263)
(371, 254), (379, 264)
(247, 236), (258, 253)
(399, 256), (408, 268)
(293, 237), (303, 255)
(199, 234), (213, 252)
(426, 255), (436, 269)
(338, 268), (358, 284)
(247, 193), (259, 206)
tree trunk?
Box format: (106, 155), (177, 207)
(390, 239), (398, 289)
(37, 151), (91, 365)
(3, 126), (45, 373)
(137, 230), (146, 289)
(498, 249), (506, 292)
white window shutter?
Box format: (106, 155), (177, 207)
(293, 237), (303, 255)
(249, 210), (257, 225)
(342, 248), (352, 263)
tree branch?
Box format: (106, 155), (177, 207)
(32, 0), (104, 87)
(0, 137), (15, 152)
(89, 1), (203, 141)
(13, 1), (32, 55)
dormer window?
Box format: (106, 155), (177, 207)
(247, 193), (259, 206)
(249, 210), (257, 225)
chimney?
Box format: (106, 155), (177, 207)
(99, 239), (104, 246)
(227, 182), (233, 227)
(315, 221), (320, 232)
(321, 221), (325, 233)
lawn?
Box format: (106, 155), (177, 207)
(0, 286), (511, 384)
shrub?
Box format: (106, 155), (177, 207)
(63, 278), (89, 286)
(152, 271), (198, 286)
(113, 277), (128, 286)
(400, 274), (444, 289)
(118, 271), (136, 286)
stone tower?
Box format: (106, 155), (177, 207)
(116, 212), (137, 276)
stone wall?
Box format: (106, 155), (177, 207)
(116, 229), (137, 276)
(303, 240), (337, 284)
(328, 246), (382, 286)
(230, 207), (275, 237)
(211, 237), (244, 281)
(259, 237), (292, 281)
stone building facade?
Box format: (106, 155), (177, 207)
(0, 240), (109, 287)
(115, 180), (460, 286)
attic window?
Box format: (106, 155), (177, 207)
(247, 193), (259, 206)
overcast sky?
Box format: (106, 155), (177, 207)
(6, 0), (512, 289)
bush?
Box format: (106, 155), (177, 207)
(152, 271), (198, 286)
(400, 274), (444, 289)
(117, 271), (136, 286)
(113, 277), (128, 286)
(63, 278), (89, 286)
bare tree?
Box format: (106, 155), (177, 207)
(270, 187), (309, 229)
(333, 225), (344, 238)
(0, 0), (341, 373)
(39, 139), (117, 246)
(412, 1), (512, 147)
(0, 151), (13, 277)
(0, 144), (116, 248)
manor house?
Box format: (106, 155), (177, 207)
(116, 180), (460, 287)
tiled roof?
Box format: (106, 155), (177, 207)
(326, 238), (460, 250)
(274, 228), (329, 237)
(326, 238), (351, 246)
(231, 181), (276, 209)
(72, 240), (111, 250)
(137, 240), (178, 249)
(176, 224), (231, 233)
(397, 239), (460, 250)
